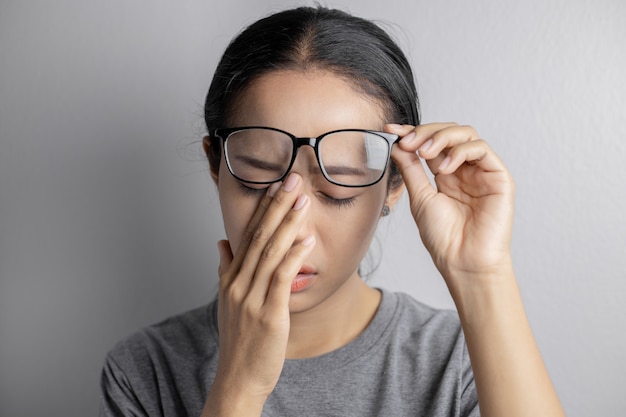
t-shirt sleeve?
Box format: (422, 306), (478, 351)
(99, 353), (150, 417)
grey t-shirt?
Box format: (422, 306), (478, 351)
(100, 289), (479, 416)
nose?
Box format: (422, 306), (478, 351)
(294, 137), (318, 149)
(286, 151), (317, 247)
(285, 143), (319, 182)
(292, 187), (314, 247)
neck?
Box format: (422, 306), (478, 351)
(285, 275), (381, 359)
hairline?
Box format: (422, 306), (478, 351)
(223, 67), (397, 129)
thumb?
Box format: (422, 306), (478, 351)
(390, 145), (437, 216)
(217, 240), (234, 276)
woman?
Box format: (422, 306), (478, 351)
(100, 6), (564, 416)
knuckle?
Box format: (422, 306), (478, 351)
(258, 309), (274, 325)
(241, 298), (257, 318)
(218, 259), (233, 277)
(218, 271), (232, 289)
(257, 194), (271, 210)
(218, 279), (229, 294)
(461, 125), (478, 141)
(258, 312), (281, 332)
(272, 268), (292, 287)
(220, 280), (243, 302)
(250, 225), (272, 244)
(241, 225), (256, 244)
(271, 190), (289, 206)
(281, 210), (300, 226)
(261, 240), (282, 261)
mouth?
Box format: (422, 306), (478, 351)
(291, 266), (317, 293)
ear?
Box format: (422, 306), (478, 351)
(385, 182), (405, 211)
(203, 136), (220, 185)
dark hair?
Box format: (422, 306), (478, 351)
(204, 6), (420, 191)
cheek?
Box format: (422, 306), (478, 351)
(349, 203), (382, 245)
(217, 166), (259, 254)
(317, 186), (386, 263)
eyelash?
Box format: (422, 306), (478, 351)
(320, 193), (356, 209)
(239, 183), (268, 196)
(239, 183), (356, 208)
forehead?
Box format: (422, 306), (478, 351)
(230, 70), (386, 136)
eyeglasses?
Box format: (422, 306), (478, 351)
(209, 127), (400, 187)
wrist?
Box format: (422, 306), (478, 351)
(202, 377), (268, 417)
(441, 256), (515, 292)
(443, 261), (518, 315)
(445, 265), (524, 329)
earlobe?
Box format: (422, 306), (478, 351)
(203, 136), (220, 185)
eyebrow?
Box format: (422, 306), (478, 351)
(322, 165), (367, 176)
(233, 156), (285, 171)
(233, 155), (367, 177)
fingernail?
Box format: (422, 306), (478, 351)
(401, 132), (416, 145)
(292, 194), (308, 210)
(267, 182), (282, 197)
(301, 235), (315, 246)
(438, 156), (451, 172)
(419, 138), (433, 152)
(283, 173), (299, 192)
(386, 123), (402, 130)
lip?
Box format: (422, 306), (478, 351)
(291, 266), (317, 293)
(298, 265), (316, 275)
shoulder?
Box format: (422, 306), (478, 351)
(100, 302), (218, 415)
(385, 290), (461, 332)
(104, 301), (218, 373)
(359, 290), (477, 415)
(380, 290), (466, 358)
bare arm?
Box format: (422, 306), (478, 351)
(450, 267), (564, 417)
(388, 122), (565, 417)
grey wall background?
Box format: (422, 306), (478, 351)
(1, 0), (624, 416)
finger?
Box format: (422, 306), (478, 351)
(390, 124), (481, 176)
(226, 182), (282, 280)
(423, 152), (448, 176)
(386, 122), (460, 153)
(390, 145), (437, 215)
(217, 240), (234, 277)
(247, 193), (311, 302)
(236, 174), (304, 287)
(265, 234), (317, 309)
(436, 139), (507, 176)
(384, 123), (416, 137)
(417, 125), (480, 174)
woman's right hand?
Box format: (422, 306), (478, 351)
(202, 173), (315, 416)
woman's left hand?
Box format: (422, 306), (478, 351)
(387, 123), (515, 287)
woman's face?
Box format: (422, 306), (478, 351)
(212, 70), (399, 313)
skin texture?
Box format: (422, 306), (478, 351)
(216, 71), (394, 318)
(201, 70), (565, 417)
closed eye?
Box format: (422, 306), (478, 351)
(319, 192), (356, 209)
(239, 182), (356, 208)
(238, 182), (268, 197)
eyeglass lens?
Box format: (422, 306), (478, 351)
(224, 129), (390, 186)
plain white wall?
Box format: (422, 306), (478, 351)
(1, 0), (624, 415)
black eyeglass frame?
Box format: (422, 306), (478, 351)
(208, 126), (401, 188)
